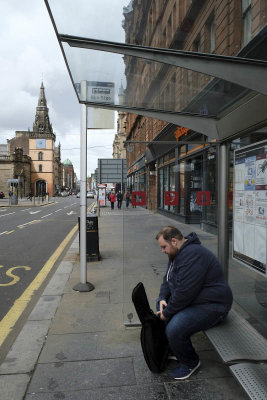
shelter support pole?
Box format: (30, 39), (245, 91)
(217, 141), (229, 282)
(73, 104), (94, 292)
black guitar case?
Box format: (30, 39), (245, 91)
(132, 282), (169, 373)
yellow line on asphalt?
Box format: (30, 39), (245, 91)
(6, 230), (14, 235)
(0, 223), (78, 347)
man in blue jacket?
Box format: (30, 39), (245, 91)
(156, 226), (233, 380)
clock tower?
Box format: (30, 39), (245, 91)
(29, 82), (56, 196)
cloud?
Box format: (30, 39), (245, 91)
(0, 0), (118, 179)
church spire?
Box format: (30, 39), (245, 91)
(33, 82), (54, 136)
(38, 81), (47, 108)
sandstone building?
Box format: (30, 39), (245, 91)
(3, 83), (64, 196)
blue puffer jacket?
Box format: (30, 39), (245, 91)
(157, 232), (233, 319)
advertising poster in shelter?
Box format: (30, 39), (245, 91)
(98, 186), (106, 207)
(233, 140), (267, 276)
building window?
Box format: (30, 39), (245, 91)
(39, 164), (42, 172)
(38, 152), (43, 161)
(242, 0), (251, 46)
(208, 17), (215, 53)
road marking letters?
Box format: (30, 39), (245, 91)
(0, 224), (78, 346)
(0, 265), (31, 286)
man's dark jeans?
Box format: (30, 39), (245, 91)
(165, 305), (228, 367)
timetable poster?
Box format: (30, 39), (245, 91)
(233, 140), (267, 276)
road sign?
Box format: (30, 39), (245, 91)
(7, 179), (20, 183)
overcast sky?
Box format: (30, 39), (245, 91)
(0, 0), (127, 179)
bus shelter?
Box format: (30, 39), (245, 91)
(44, 0), (267, 338)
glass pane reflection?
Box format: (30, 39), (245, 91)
(63, 43), (251, 116)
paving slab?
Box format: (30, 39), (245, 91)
(38, 329), (142, 363)
(0, 320), (51, 374)
(55, 261), (74, 275)
(165, 377), (248, 399)
(27, 358), (136, 393)
(49, 298), (123, 334)
(25, 383), (169, 400)
(42, 274), (70, 296)
(133, 350), (231, 386)
(28, 295), (61, 321)
(0, 374), (31, 400)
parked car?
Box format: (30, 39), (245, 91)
(87, 192), (94, 198)
(0, 192), (5, 199)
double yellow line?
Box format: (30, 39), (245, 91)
(0, 224), (78, 347)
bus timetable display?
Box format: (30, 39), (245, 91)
(233, 140), (267, 276)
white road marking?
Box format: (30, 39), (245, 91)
(55, 209), (62, 212)
(29, 210), (41, 215)
(0, 231), (8, 235)
(41, 213), (53, 219)
(0, 212), (16, 218)
(67, 211), (76, 215)
(17, 219), (41, 228)
(21, 208), (31, 211)
(0, 209), (7, 212)
(64, 205), (70, 208)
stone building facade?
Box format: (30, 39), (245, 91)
(0, 148), (31, 197)
(113, 83), (127, 159)
(5, 83), (64, 196)
(63, 159), (75, 191)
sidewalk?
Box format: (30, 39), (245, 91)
(0, 206), (248, 399)
(0, 197), (56, 207)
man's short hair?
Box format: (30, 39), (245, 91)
(156, 226), (183, 242)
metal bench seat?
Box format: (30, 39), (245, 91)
(230, 363), (267, 400)
(204, 309), (267, 364)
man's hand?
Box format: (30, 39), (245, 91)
(157, 300), (168, 321)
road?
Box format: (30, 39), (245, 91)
(0, 196), (94, 324)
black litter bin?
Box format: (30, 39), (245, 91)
(78, 214), (100, 261)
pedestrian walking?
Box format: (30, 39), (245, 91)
(117, 191), (123, 209)
(125, 190), (130, 209)
(109, 192), (116, 209)
(156, 226), (233, 380)
(132, 192), (136, 208)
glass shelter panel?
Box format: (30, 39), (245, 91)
(63, 43), (248, 117)
(47, 0), (267, 63)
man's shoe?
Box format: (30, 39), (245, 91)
(171, 360), (200, 380)
(168, 354), (177, 361)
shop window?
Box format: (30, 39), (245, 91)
(38, 152), (43, 161)
(169, 164), (177, 212)
(39, 164), (42, 172)
(179, 161), (185, 214)
(164, 166), (169, 211)
(242, 0), (251, 46)
(158, 168), (164, 208)
(189, 157), (203, 218)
